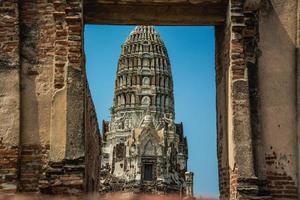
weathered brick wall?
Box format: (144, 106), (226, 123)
(38, 158), (85, 194)
(216, 1), (275, 199)
(64, 0), (85, 161)
(17, 0), (55, 192)
(19, 145), (49, 192)
(258, 0), (298, 199)
(19, 0), (55, 145)
(265, 151), (297, 199)
(0, 139), (19, 193)
(216, 1), (257, 199)
(215, 0), (268, 199)
(50, 0), (84, 162)
(0, 0), (101, 194)
(230, 169), (238, 199)
(47, 0), (85, 162)
(244, 3), (272, 198)
(0, 0), (20, 192)
(84, 84), (101, 192)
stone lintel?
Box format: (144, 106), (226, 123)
(84, 3), (226, 25)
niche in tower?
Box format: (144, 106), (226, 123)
(142, 53), (151, 68)
(141, 96), (151, 106)
(142, 77), (150, 86)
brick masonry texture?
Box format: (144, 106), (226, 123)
(39, 159), (85, 194)
(265, 151), (297, 199)
(0, 0), (20, 192)
(85, 84), (101, 192)
(0, 0), (101, 195)
(0, 0), (19, 69)
(19, 145), (49, 192)
(215, 19), (230, 200)
(0, 139), (19, 193)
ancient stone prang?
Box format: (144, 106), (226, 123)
(100, 26), (192, 195)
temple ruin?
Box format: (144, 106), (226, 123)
(0, 0), (299, 199)
(100, 26), (192, 196)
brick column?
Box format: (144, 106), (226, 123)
(0, 0), (20, 193)
(47, 0), (86, 194)
(50, 0), (85, 161)
(18, 0), (55, 192)
(216, 1), (263, 198)
(228, 0), (261, 199)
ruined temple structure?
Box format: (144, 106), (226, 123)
(100, 26), (193, 196)
(1, 0), (300, 199)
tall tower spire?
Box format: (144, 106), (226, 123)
(101, 26), (191, 195)
(112, 25), (174, 119)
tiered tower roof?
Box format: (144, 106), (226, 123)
(112, 25), (174, 117)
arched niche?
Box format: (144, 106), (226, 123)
(141, 96), (151, 106)
(142, 77), (150, 86)
(142, 53), (151, 68)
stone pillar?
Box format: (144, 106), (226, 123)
(185, 172), (194, 197)
(0, 0), (20, 193)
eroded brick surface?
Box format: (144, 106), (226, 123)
(19, 145), (49, 192)
(0, 139), (19, 193)
(265, 151), (297, 199)
(85, 85), (101, 192)
(39, 159), (85, 194)
(0, 0), (20, 192)
(1, 0), (100, 195)
(0, 0), (19, 69)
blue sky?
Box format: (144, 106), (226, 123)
(84, 25), (218, 197)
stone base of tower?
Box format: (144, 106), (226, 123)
(99, 175), (186, 195)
